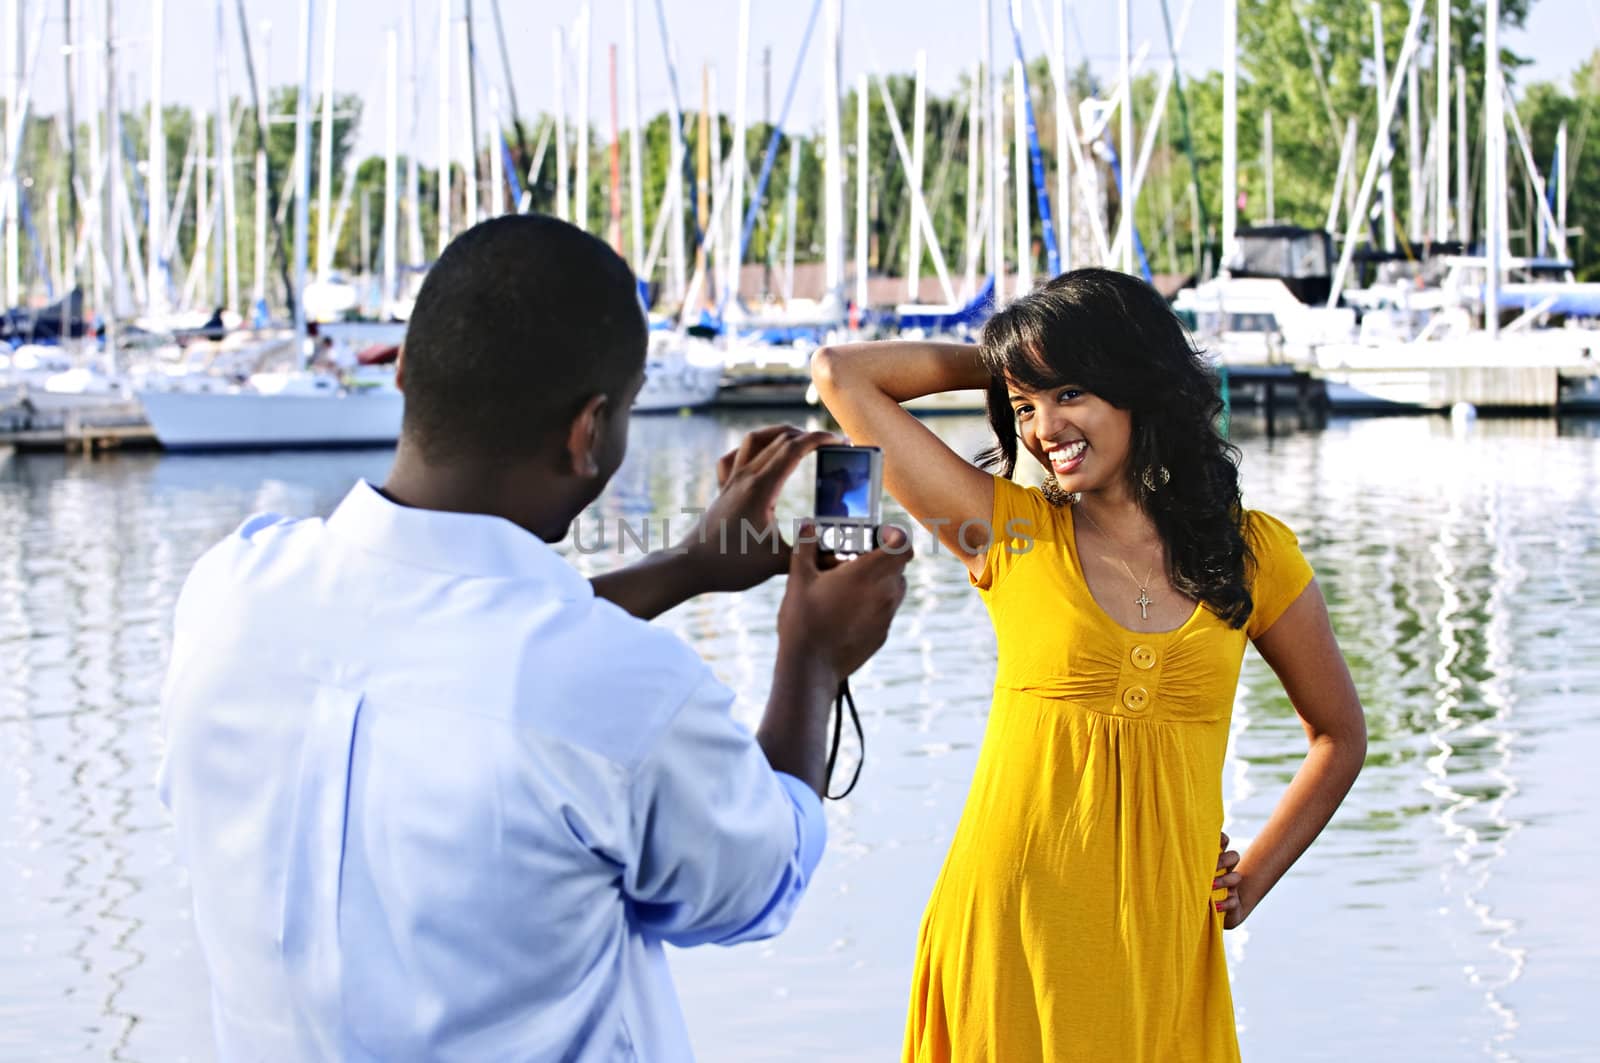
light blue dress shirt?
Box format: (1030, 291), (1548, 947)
(158, 480), (828, 1061)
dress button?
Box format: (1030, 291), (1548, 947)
(1130, 644), (1156, 670)
(1122, 686), (1150, 712)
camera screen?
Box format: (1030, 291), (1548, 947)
(815, 448), (876, 520)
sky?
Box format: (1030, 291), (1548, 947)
(11, 0), (1600, 166)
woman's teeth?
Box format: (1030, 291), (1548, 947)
(1048, 440), (1087, 473)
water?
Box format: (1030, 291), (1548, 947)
(2, 413), (1597, 1062)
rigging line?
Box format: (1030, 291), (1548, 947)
(1156, 0), (1209, 255)
(1286, 0), (1343, 157)
(1008, 0), (1062, 275)
(731, 0), (823, 282)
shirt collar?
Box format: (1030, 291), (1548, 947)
(325, 480), (592, 596)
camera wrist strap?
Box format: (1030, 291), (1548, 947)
(824, 679), (864, 800)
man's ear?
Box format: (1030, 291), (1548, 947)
(394, 345), (406, 391)
(564, 393), (610, 478)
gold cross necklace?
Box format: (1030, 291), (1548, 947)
(1076, 504), (1159, 621)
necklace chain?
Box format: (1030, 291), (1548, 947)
(1076, 503), (1159, 620)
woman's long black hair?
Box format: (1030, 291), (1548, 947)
(976, 268), (1255, 628)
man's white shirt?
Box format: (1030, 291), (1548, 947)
(158, 480), (826, 1061)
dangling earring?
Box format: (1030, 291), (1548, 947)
(1141, 464), (1171, 492)
(1039, 472), (1081, 507)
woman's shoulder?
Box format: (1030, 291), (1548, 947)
(971, 474), (1070, 592)
(1240, 508), (1316, 639)
(991, 475), (1070, 542)
(1242, 508), (1303, 551)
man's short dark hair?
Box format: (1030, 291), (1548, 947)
(400, 214), (648, 462)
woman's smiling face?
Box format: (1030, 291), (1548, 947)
(1007, 379), (1134, 495)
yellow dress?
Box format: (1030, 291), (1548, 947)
(904, 476), (1314, 1062)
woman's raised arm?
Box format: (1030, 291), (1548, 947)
(811, 341), (998, 573)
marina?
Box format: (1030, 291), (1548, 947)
(3, 0), (1600, 1059)
(3, 0), (1598, 450)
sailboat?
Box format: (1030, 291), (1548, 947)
(137, 368), (403, 450)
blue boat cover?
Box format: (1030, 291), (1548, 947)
(1495, 286), (1600, 318)
(894, 276), (997, 333)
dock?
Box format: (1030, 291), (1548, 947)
(0, 401), (158, 454)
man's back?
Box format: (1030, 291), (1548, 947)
(159, 482), (824, 1061)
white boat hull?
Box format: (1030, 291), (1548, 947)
(633, 361), (722, 412)
(316, 320), (409, 347)
(137, 388), (404, 450)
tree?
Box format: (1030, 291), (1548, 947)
(1518, 48), (1599, 278)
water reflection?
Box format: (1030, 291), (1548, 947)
(1, 414), (1597, 1061)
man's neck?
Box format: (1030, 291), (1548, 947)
(383, 442), (577, 543)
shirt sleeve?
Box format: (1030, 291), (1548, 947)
(622, 675), (827, 949)
(1245, 510), (1316, 641)
(970, 475), (1061, 593)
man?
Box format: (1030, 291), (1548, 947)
(158, 215), (912, 1060)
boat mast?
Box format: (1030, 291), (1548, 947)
(83, 0), (105, 315)
(1220, 0), (1236, 264)
(1326, 0), (1427, 308)
(216, 0), (240, 314)
(574, 2), (590, 232)
(1371, 2), (1395, 253)
(1484, 0), (1501, 338)
(104, 0), (122, 365)
(908, 48), (926, 302)
(406, 0), (422, 269)
(694, 65), (709, 304)
(464, 0), (479, 223)
(606, 46), (621, 251)
(1262, 109), (1273, 223)
(1406, 47), (1421, 244)
(552, 27), (567, 221)
(251, 19), (270, 319)
(984, 0), (1002, 300)
(871, 71), (957, 304)
(234, 1), (295, 319)
(147, 0), (166, 314)
(384, 26), (397, 311)
(489, 85), (504, 215)
(457, 18), (477, 227)
(1455, 64), (1468, 242)
(1053, 0), (1069, 272)
(726, 0), (749, 309)
(1435, 0), (1449, 242)
(822, 0), (843, 299)
(188, 102), (211, 306)
(1555, 120), (1567, 258)
(437, 0), (452, 249)
(963, 26), (981, 298)
(4, 0), (18, 307)
(782, 135), (798, 303)
(1117, 0), (1132, 273)
(316, 0), (338, 280)
(624, 0), (644, 271)
(1325, 117), (1357, 233)
(64, 0), (80, 300)
(487, 0), (529, 170)
(291, 0), (313, 356)
(855, 70), (868, 315)
(650, 0), (687, 304)
(1011, 28), (1029, 290)
(706, 66), (720, 281)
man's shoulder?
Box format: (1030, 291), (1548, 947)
(184, 510), (314, 580)
(517, 595), (717, 767)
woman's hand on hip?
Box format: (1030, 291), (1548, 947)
(1214, 832), (1256, 930)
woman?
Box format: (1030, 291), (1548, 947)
(812, 269), (1366, 1062)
